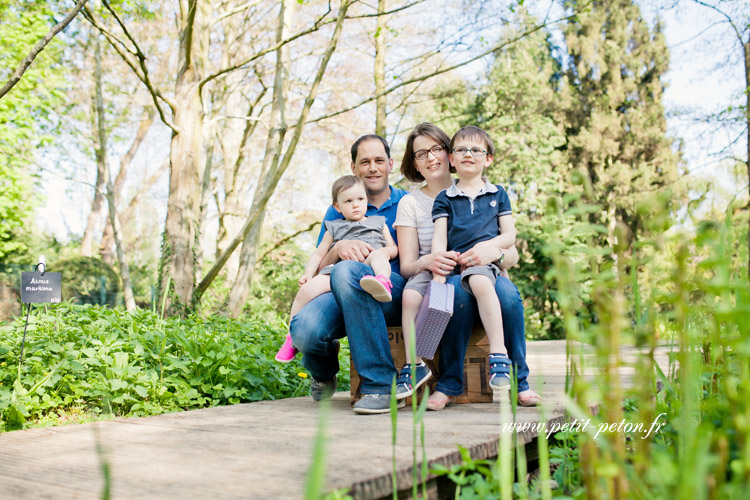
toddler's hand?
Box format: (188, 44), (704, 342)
(432, 274), (446, 284)
(298, 275), (310, 286)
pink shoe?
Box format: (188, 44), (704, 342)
(275, 333), (299, 363)
(359, 274), (393, 302)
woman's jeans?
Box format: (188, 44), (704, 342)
(289, 261), (529, 395)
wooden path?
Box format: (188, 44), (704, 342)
(0, 340), (670, 499)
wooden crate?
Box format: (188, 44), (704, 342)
(349, 326), (492, 404)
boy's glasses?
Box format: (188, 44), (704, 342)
(413, 145), (445, 160)
(452, 146), (488, 157)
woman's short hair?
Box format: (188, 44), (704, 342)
(331, 175), (366, 204)
(450, 125), (495, 157)
(400, 123), (454, 183)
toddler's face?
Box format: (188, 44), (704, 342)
(333, 183), (368, 221)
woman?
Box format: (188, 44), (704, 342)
(393, 122), (541, 410)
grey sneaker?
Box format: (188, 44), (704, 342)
(311, 377), (338, 402)
(353, 393), (405, 414)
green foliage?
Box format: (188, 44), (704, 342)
(0, 0), (69, 261)
(0, 305), (331, 432)
(52, 256), (121, 304)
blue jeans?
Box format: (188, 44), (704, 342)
(435, 274), (530, 395)
(289, 261), (405, 394)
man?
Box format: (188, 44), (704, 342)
(290, 134), (408, 414)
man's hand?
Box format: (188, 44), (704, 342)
(334, 239), (375, 262)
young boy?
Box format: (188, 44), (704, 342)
(431, 125), (516, 392)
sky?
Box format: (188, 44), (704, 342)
(36, 0), (748, 244)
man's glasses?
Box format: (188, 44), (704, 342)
(413, 145), (445, 161)
(452, 146), (488, 157)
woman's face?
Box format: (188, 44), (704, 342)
(412, 135), (450, 184)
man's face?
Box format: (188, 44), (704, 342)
(351, 138), (393, 198)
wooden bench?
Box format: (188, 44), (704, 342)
(349, 326), (492, 404)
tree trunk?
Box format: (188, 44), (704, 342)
(195, 0), (353, 303)
(744, 37), (750, 282)
(100, 111), (154, 264)
(228, 208), (266, 317)
(374, 0), (387, 137)
(90, 5), (136, 311)
(80, 24), (107, 257)
(158, 0), (211, 313)
(227, 0), (296, 317)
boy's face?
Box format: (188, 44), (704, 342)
(351, 138), (393, 197)
(449, 135), (493, 179)
(333, 183), (368, 221)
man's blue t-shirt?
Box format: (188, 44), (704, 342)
(432, 179), (511, 254)
(317, 185), (408, 274)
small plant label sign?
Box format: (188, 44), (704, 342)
(20, 272), (62, 303)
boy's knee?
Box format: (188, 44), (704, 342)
(468, 274), (493, 292)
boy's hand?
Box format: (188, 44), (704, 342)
(458, 242), (501, 268)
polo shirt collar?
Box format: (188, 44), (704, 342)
(368, 185), (396, 211)
(445, 178), (497, 197)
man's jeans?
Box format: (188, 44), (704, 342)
(290, 261), (405, 394)
(435, 273), (530, 395)
(290, 262), (529, 395)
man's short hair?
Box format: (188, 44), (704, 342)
(331, 175), (366, 204)
(400, 122), (454, 183)
(351, 134), (391, 163)
(450, 125), (495, 157)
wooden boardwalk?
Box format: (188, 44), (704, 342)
(0, 340), (669, 499)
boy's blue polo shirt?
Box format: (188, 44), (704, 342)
(432, 179), (512, 254)
(317, 185), (408, 274)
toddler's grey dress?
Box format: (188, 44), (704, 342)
(319, 215), (387, 275)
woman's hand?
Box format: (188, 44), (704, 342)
(457, 241), (502, 270)
(421, 251), (460, 276)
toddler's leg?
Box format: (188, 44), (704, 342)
(290, 275), (331, 318)
(359, 249), (393, 302)
(468, 274), (506, 354)
(364, 249), (391, 278)
(401, 288), (424, 364)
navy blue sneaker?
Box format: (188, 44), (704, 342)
(489, 353), (511, 391)
(395, 362), (432, 400)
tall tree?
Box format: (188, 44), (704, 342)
(562, 0), (681, 250)
(692, 0), (750, 279)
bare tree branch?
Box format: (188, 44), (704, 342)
(0, 0), (89, 99)
(305, 15), (573, 125)
(82, 5), (180, 133)
(257, 221), (321, 263)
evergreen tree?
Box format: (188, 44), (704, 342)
(561, 0), (682, 248)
